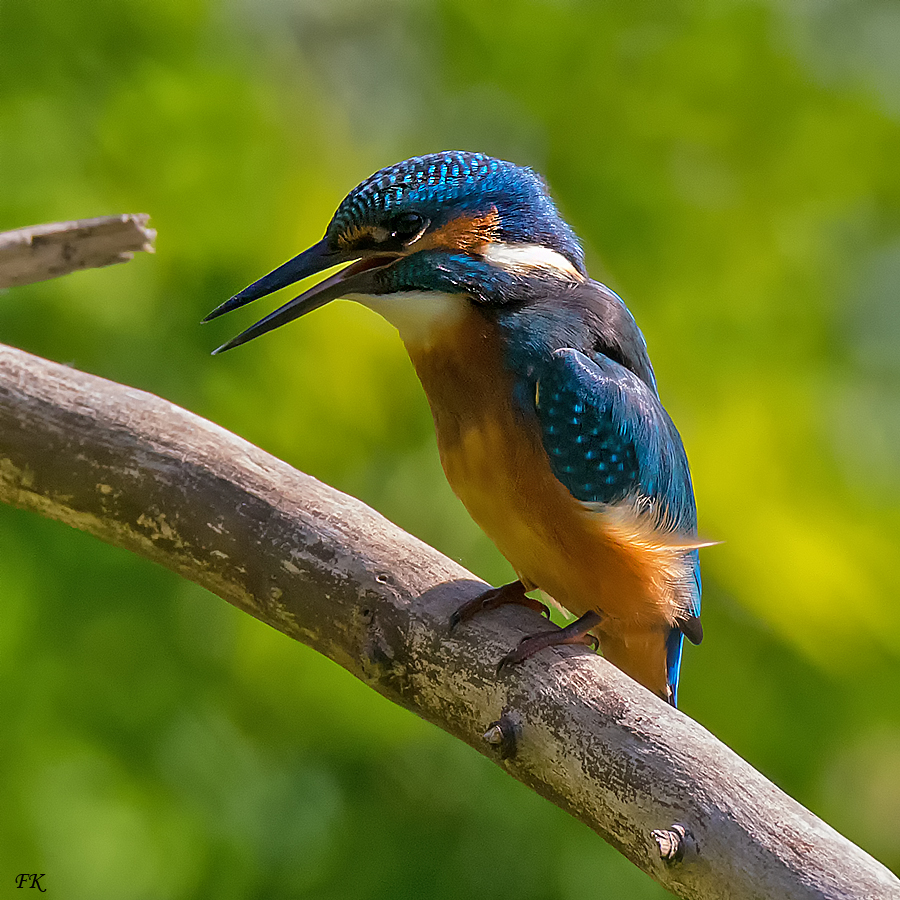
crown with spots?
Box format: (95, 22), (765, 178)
(327, 151), (586, 273)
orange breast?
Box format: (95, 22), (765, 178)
(403, 308), (686, 642)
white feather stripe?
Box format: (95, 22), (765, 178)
(482, 242), (583, 280)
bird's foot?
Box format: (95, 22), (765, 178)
(449, 580), (550, 632)
(497, 610), (602, 673)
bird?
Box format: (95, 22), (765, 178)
(205, 151), (708, 706)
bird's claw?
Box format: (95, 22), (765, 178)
(449, 581), (547, 633)
(449, 594), (496, 632)
(496, 611), (602, 674)
(497, 643), (529, 674)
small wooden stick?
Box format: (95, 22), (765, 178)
(0, 214), (156, 288)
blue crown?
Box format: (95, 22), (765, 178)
(328, 151), (586, 274)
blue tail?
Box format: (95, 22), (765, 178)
(666, 629), (685, 707)
(666, 550), (703, 707)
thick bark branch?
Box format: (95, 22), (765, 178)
(0, 215), (156, 288)
(0, 342), (896, 900)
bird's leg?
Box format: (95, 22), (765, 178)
(497, 610), (602, 673)
(449, 579), (550, 632)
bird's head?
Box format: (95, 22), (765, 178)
(206, 151), (586, 352)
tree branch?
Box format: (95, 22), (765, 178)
(0, 341), (896, 900)
(0, 215), (156, 288)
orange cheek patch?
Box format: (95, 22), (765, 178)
(416, 207), (500, 253)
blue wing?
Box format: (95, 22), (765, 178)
(534, 348), (702, 704)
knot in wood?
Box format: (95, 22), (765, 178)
(482, 711), (520, 760)
(651, 823), (690, 864)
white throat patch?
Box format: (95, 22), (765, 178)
(348, 291), (470, 348)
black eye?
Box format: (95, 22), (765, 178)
(386, 212), (428, 244)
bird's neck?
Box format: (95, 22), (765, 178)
(392, 302), (523, 453)
(400, 302), (502, 406)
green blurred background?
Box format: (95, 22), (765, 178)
(2, 0), (899, 896)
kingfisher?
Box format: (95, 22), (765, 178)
(205, 151), (707, 706)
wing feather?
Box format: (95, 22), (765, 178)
(534, 348), (702, 703)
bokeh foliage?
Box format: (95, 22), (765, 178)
(2, 0), (900, 896)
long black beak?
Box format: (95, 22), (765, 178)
(204, 240), (393, 354)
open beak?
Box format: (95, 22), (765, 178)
(204, 239), (397, 354)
